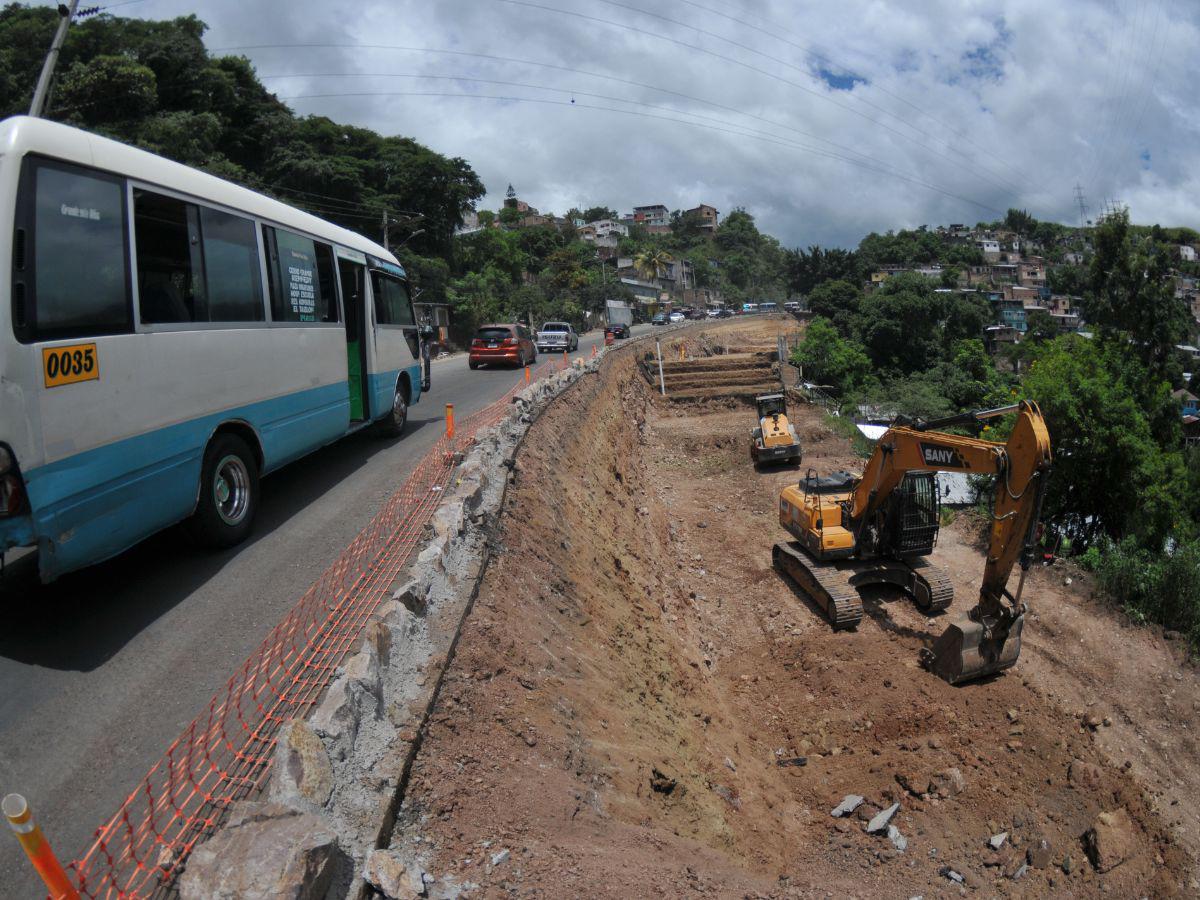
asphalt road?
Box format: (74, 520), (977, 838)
(0, 324), (651, 895)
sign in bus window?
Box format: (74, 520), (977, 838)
(267, 228), (338, 323)
(32, 163), (130, 338)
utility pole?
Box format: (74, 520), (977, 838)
(381, 210), (389, 252)
(30, 1), (80, 118)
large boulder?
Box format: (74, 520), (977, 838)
(178, 802), (339, 900)
(269, 719), (334, 808)
(363, 848), (427, 898)
(1086, 808), (1138, 873)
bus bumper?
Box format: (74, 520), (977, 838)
(0, 513), (36, 553)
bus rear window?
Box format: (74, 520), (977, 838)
(16, 159), (131, 341)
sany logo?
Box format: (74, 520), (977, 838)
(920, 442), (966, 468)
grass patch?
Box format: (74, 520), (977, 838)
(823, 413), (875, 459)
(1087, 537), (1200, 653)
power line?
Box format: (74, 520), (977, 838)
(249, 47), (947, 187)
(490, 0), (1028, 200)
(1082, 0), (1153, 194)
(606, 0), (1033, 190)
(281, 89), (1004, 215)
(238, 46), (1012, 217)
(1108, 0), (1170, 192)
(260, 70), (958, 190)
(673, 0), (1034, 190)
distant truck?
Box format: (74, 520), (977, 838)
(536, 321), (579, 353)
(605, 300), (633, 338)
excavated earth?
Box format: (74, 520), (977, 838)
(388, 318), (1199, 897)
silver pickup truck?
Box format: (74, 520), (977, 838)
(536, 321), (579, 352)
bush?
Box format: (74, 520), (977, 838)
(1076, 544), (1102, 572)
(824, 413), (875, 459)
(1091, 537), (1200, 651)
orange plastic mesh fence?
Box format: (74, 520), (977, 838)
(69, 363), (555, 897)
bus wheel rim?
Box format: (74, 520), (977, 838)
(214, 454), (250, 526)
(393, 391), (407, 424)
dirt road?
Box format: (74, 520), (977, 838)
(386, 318), (1198, 897)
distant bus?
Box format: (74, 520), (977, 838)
(0, 117), (429, 582)
(760, 301), (779, 312)
(741, 302), (759, 313)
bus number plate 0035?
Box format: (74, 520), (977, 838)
(42, 343), (99, 388)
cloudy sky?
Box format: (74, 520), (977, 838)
(78, 0), (1200, 246)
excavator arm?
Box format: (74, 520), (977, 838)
(845, 402), (1052, 682)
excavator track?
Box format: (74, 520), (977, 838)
(772, 542), (863, 630)
(906, 558), (954, 612)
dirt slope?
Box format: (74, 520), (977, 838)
(389, 322), (1197, 897)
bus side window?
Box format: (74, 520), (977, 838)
(370, 272), (415, 326)
(134, 189), (205, 324)
(15, 158), (132, 342)
(198, 206), (264, 322)
(263, 226), (339, 323)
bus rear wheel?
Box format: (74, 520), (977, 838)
(188, 434), (260, 549)
(376, 384), (409, 437)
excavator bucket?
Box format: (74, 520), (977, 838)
(923, 611), (1024, 685)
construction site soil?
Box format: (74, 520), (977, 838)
(391, 318), (1200, 898)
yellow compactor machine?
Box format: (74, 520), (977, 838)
(750, 393), (802, 465)
(773, 401), (1052, 684)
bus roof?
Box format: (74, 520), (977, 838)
(0, 116), (399, 268)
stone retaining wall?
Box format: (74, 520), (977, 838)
(178, 329), (688, 900)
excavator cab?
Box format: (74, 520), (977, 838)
(880, 472), (940, 557)
(751, 393), (802, 465)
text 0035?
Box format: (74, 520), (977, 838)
(42, 343), (98, 388)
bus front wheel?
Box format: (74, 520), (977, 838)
(188, 434), (260, 549)
(376, 384), (409, 437)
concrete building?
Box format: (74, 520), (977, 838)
(627, 204), (670, 227)
(976, 238), (1001, 260)
(686, 204), (720, 232)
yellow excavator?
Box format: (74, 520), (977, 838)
(772, 401), (1052, 684)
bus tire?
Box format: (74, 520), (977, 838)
(188, 434), (259, 549)
(376, 383), (409, 437)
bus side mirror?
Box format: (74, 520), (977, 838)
(419, 324), (435, 339)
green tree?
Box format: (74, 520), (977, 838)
(1004, 208), (1036, 236)
(582, 205), (617, 222)
(668, 208), (708, 246)
(806, 279), (860, 331)
(1047, 264), (1086, 296)
(56, 55), (158, 124)
(1087, 209), (1190, 382)
(785, 245), (859, 295)
(855, 273), (947, 375)
(635, 248), (672, 282)
(790, 317), (872, 393)
(1024, 308), (1057, 345)
(1022, 335), (1185, 547)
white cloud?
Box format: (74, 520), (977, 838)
(117, 0), (1200, 246)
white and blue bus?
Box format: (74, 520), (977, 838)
(0, 117), (430, 582)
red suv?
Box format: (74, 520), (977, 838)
(469, 323), (537, 369)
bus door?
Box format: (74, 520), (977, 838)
(336, 250), (370, 422)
